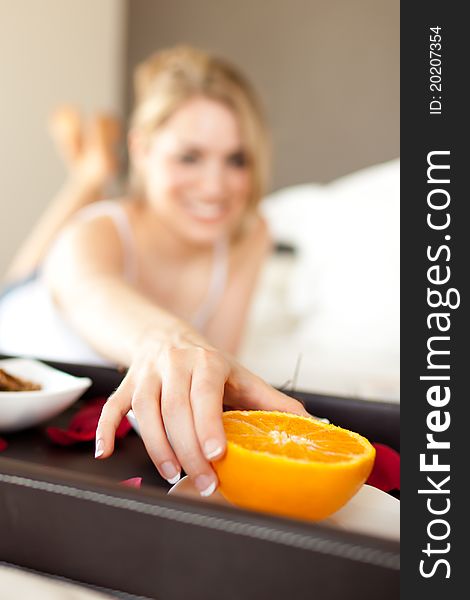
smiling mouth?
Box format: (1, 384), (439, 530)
(184, 203), (228, 222)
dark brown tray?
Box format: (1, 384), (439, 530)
(0, 356), (399, 600)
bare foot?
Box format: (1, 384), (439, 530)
(49, 106), (82, 166)
(80, 113), (121, 187)
(49, 107), (121, 190)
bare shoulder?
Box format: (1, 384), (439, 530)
(229, 212), (273, 286)
(43, 202), (128, 284)
(234, 212), (272, 262)
(208, 213), (271, 353)
(252, 212), (271, 247)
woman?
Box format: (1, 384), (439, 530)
(0, 46), (307, 496)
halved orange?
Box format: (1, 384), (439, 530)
(212, 410), (376, 521)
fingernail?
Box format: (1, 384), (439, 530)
(195, 474), (217, 497)
(95, 438), (104, 458)
(307, 414), (330, 424)
(160, 461), (180, 485)
(203, 438), (224, 460)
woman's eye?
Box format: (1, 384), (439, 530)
(227, 152), (247, 168)
(179, 153), (199, 164)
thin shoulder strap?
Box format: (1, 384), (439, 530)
(76, 201), (138, 284)
(191, 236), (228, 332)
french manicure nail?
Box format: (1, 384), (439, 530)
(308, 414), (330, 424)
(160, 461), (181, 484)
(203, 438), (224, 460)
(195, 474), (217, 497)
(95, 439), (104, 458)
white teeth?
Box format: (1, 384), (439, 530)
(186, 204), (225, 219)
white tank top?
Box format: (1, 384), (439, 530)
(0, 201), (228, 366)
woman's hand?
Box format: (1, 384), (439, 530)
(95, 335), (309, 496)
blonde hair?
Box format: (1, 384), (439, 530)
(129, 46), (270, 209)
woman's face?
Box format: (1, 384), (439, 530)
(136, 96), (252, 245)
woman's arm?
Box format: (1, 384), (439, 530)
(44, 216), (308, 495)
(43, 215), (198, 363)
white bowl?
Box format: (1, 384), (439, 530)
(169, 476), (400, 541)
(0, 358), (92, 432)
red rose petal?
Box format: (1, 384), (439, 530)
(120, 477), (142, 488)
(46, 397), (131, 446)
(367, 443), (400, 492)
(0, 437), (7, 452)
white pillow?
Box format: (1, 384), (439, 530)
(239, 159), (400, 402)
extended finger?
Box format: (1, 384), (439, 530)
(259, 387), (328, 420)
(234, 369), (310, 416)
(131, 373), (181, 484)
(161, 358), (217, 496)
(190, 355), (227, 462)
(95, 374), (133, 459)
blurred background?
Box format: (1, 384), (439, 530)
(0, 0), (398, 275)
(0, 0), (399, 400)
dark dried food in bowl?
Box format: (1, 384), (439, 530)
(0, 368), (42, 392)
